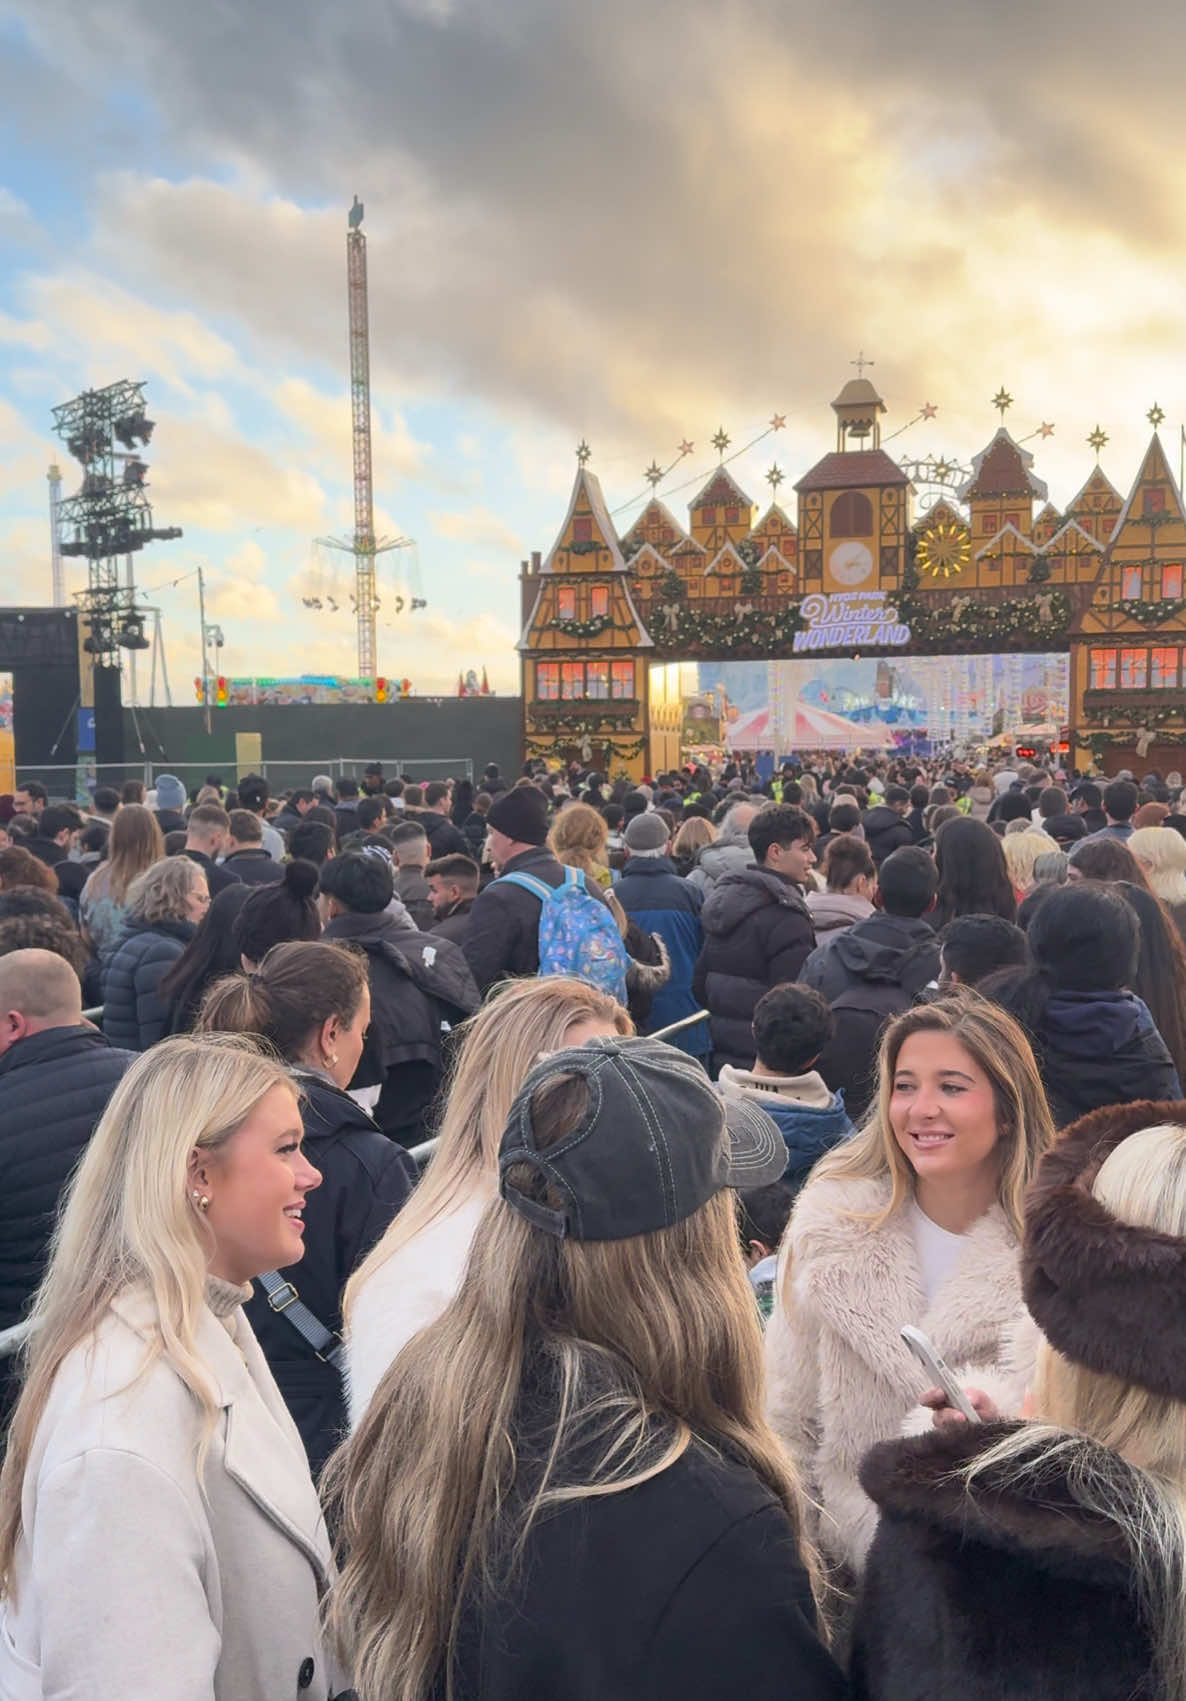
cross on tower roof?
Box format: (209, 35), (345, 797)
(852, 351), (874, 378)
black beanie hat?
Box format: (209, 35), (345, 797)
(487, 785), (550, 846)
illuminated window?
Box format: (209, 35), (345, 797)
(981, 514), (995, 533)
(537, 662), (560, 700)
(1144, 488), (1166, 516)
(830, 491), (874, 537)
(572, 517), (593, 543)
(725, 506), (739, 525)
(561, 662), (585, 700)
(590, 585), (609, 618)
(611, 661), (635, 700)
(586, 660), (609, 699)
(556, 586), (576, 620)
(1152, 647), (1179, 690)
(1120, 648), (1148, 690)
(701, 506), (717, 525)
(1163, 564), (1183, 599)
(1004, 513), (1020, 530)
(1121, 566), (1143, 600)
(1090, 649), (1117, 691)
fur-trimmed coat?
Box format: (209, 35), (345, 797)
(765, 1171), (1024, 1574)
(851, 1421), (1158, 1700)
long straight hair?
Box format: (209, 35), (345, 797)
(100, 803), (166, 905)
(806, 992), (1053, 1236)
(0, 1033), (295, 1598)
(326, 1075), (819, 1701)
(965, 1122), (1186, 1699)
(343, 976), (632, 1320)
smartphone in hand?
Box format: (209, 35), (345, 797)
(900, 1325), (981, 1423)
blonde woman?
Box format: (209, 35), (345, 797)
(1001, 828), (1054, 897)
(671, 814), (716, 879)
(853, 1098), (1186, 1701)
(327, 1038), (843, 1701)
(78, 802), (165, 963)
(0, 1034), (349, 1700)
(767, 993), (1053, 1582)
(345, 975), (631, 1425)
(1130, 824), (1186, 939)
(548, 800), (612, 887)
(101, 855), (210, 1051)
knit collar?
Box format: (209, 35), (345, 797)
(204, 1274), (252, 1318)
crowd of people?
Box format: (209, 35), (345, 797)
(1, 749), (1185, 1697)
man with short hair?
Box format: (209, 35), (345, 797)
(222, 810), (283, 885)
(12, 782), (47, 819)
(614, 812), (708, 1058)
(861, 784), (913, 866)
(804, 846), (940, 1119)
(357, 795), (391, 834)
(693, 805), (817, 1071)
(1085, 778), (1139, 842)
(425, 853), (480, 944)
(388, 820), (435, 930)
(272, 788), (316, 840)
(89, 786), (121, 822)
(420, 781), (467, 856)
(26, 804), (87, 902)
(334, 776), (361, 839)
(362, 761), (386, 796)
(0, 949), (134, 1418)
(288, 819), (336, 868)
(182, 802), (241, 895)
(1070, 781), (1108, 835)
(938, 915), (1029, 988)
(235, 772), (285, 861)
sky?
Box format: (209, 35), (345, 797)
(3, 0), (1186, 699)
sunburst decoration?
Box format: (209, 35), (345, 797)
(1088, 425), (1109, 457)
(1148, 403), (1166, 428)
(643, 461), (664, 488)
(575, 439), (592, 465)
(991, 387), (1014, 420)
(766, 464), (784, 492)
(711, 426), (731, 457)
(917, 516), (972, 579)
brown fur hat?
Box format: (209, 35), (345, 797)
(1024, 1098), (1186, 1400)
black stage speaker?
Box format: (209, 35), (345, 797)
(11, 664), (77, 771)
(92, 664), (124, 769)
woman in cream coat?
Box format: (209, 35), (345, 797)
(766, 993), (1053, 1584)
(0, 1032), (349, 1701)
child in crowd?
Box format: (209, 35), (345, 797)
(718, 983), (853, 1189)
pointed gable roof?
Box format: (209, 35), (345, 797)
(749, 501), (798, 538)
(621, 495), (690, 555)
(757, 544), (796, 575)
(1111, 433), (1186, 534)
(1066, 463), (1123, 516)
(974, 522), (1037, 561)
(704, 541), (748, 577)
(542, 465), (627, 573)
(689, 466), (754, 511)
(957, 427), (1048, 502)
(1045, 517), (1103, 553)
(910, 498), (965, 534)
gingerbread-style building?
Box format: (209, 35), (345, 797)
(518, 384), (1186, 777)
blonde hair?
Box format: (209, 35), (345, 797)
(126, 854), (204, 924)
(1002, 830), (1053, 892)
(1130, 827), (1186, 909)
(0, 1034), (296, 1597)
(806, 991), (1053, 1237)
(548, 802), (609, 880)
(326, 1075), (819, 1700)
(672, 817), (716, 861)
(344, 977), (632, 1318)
(967, 1122), (1186, 1698)
(100, 804), (165, 906)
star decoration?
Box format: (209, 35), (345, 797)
(933, 459), (952, 481)
(991, 387), (1014, 419)
(766, 464), (784, 491)
(575, 440), (592, 465)
(678, 439), (694, 457)
(643, 461), (664, 488)
(1148, 403), (1166, 428)
(1038, 422), (1055, 439)
(1087, 425), (1109, 456)
(770, 414), (787, 432)
(711, 427), (731, 457)
(920, 402), (938, 420)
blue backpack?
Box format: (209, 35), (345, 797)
(499, 867), (630, 1003)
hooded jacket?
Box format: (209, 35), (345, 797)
(1031, 989), (1180, 1128)
(685, 816), (754, 898)
(717, 1065), (852, 1188)
(799, 911), (938, 1004)
(860, 804), (913, 866)
(851, 1422), (1158, 1701)
(805, 889), (875, 937)
(693, 866), (815, 1069)
(102, 916), (196, 1051)
(322, 909), (479, 1145)
(611, 855), (707, 1055)
(245, 1068), (416, 1476)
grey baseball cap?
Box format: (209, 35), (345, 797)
(498, 1036), (786, 1241)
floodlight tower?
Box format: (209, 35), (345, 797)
(347, 195), (378, 679)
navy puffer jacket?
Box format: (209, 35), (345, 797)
(102, 917), (195, 1051)
(692, 866), (816, 1070)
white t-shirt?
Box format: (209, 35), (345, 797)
(909, 1199), (966, 1305)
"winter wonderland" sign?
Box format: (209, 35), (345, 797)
(792, 591), (912, 652)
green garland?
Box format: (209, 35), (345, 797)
(526, 734), (648, 762)
(898, 589), (1071, 650)
(566, 539), (603, 556)
(550, 614), (614, 638)
(1111, 597), (1186, 625)
(527, 709), (639, 733)
(1090, 703), (1186, 731)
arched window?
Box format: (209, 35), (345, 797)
(829, 490), (873, 538)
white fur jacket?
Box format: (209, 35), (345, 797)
(765, 1171), (1025, 1577)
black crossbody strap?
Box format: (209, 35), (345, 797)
(256, 1272), (345, 1373)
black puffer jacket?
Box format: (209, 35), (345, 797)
(419, 809), (468, 858)
(0, 1025), (133, 1416)
(1029, 990), (1181, 1129)
(245, 1069), (417, 1476)
(853, 1422), (1157, 1701)
(799, 911), (939, 1004)
(322, 909), (480, 1144)
(102, 917), (195, 1051)
(463, 846), (609, 993)
(692, 866), (815, 1070)
(860, 805), (913, 866)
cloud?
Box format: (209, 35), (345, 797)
(147, 415), (327, 533)
(429, 505), (523, 555)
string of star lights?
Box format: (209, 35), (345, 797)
(881, 400), (939, 444)
(610, 414), (788, 517)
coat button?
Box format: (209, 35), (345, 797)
(298, 1656), (315, 1689)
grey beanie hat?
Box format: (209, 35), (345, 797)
(154, 773), (186, 811)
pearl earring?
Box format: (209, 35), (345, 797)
(191, 1189), (210, 1211)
